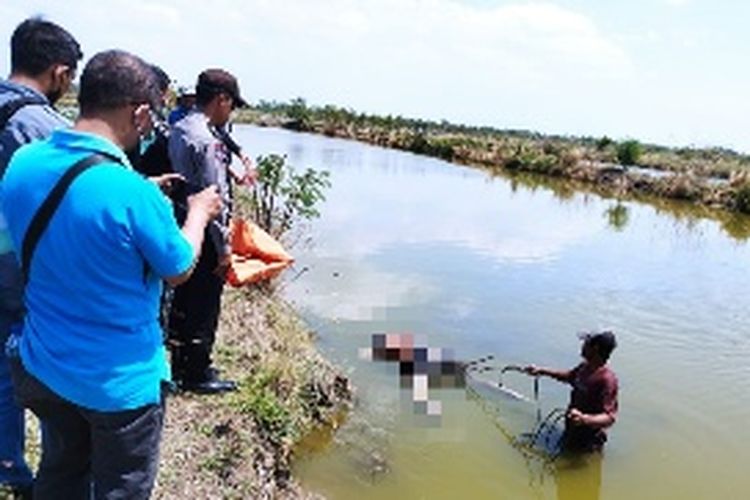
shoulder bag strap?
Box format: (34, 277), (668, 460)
(21, 152), (121, 283)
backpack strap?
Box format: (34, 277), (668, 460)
(0, 95), (47, 129)
(21, 152), (122, 283)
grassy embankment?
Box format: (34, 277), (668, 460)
(234, 99), (750, 215)
(154, 285), (351, 499)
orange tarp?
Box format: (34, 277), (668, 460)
(226, 218), (294, 286)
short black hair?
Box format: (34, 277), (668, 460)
(78, 50), (160, 116)
(587, 331), (617, 362)
(10, 17), (82, 77)
(195, 83), (218, 107)
(150, 64), (170, 93)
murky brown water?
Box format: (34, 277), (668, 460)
(236, 125), (750, 500)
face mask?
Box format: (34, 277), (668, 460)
(139, 129), (156, 156)
(124, 131), (155, 166)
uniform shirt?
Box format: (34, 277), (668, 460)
(564, 362), (619, 451)
(167, 105), (190, 126)
(0, 80), (69, 329)
(169, 109), (232, 257)
(1, 129), (194, 411)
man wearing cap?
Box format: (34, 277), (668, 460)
(525, 331), (619, 453)
(167, 68), (252, 394)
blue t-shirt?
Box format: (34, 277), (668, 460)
(1, 129), (194, 411)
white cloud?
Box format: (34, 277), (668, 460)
(6, 1), (747, 151)
(0, 0), (632, 89)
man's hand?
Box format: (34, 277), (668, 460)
(168, 186), (223, 287)
(567, 408), (589, 426)
(150, 173), (185, 193)
(187, 185), (222, 221)
(524, 365), (542, 376)
(240, 155), (257, 186)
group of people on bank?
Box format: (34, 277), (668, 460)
(0, 16), (620, 500)
(0, 18), (254, 499)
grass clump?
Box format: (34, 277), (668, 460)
(230, 370), (294, 445)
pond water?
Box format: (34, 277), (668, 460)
(234, 125), (750, 500)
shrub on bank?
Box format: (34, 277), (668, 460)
(617, 140), (643, 166)
(249, 154), (330, 239)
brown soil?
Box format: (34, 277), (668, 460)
(154, 286), (352, 499)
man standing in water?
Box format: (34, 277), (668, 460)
(525, 331), (619, 453)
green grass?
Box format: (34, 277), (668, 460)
(230, 369), (294, 445)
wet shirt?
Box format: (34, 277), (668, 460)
(564, 363), (619, 451)
(0, 81), (69, 328)
(1, 129), (194, 411)
(168, 110), (232, 257)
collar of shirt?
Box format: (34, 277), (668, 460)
(48, 128), (132, 169)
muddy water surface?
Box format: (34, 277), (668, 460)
(235, 125), (750, 500)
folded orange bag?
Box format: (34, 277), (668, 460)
(226, 218), (294, 286)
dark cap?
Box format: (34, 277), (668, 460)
(578, 330), (617, 356)
(196, 68), (247, 108)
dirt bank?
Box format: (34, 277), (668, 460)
(154, 286), (352, 499)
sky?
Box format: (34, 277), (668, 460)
(1, 0), (749, 152)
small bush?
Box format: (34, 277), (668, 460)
(617, 140), (643, 166)
(250, 154), (330, 239)
(597, 136), (614, 150)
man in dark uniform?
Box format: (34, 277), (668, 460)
(167, 69), (252, 394)
(525, 331), (619, 453)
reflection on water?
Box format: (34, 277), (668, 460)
(605, 202), (630, 232)
(234, 125), (750, 500)
(500, 169), (750, 242)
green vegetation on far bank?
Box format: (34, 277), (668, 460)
(234, 98), (750, 215)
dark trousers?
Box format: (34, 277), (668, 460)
(167, 237), (224, 383)
(10, 358), (163, 500)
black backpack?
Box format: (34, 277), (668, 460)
(0, 95), (47, 129)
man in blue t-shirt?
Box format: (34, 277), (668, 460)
(0, 18), (81, 497)
(2, 50), (222, 499)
